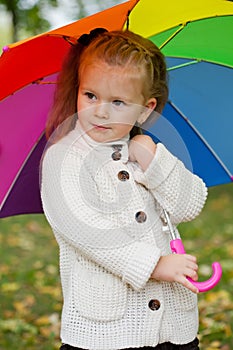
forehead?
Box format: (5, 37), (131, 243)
(79, 58), (145, 85)
(79, 60), (145, 102)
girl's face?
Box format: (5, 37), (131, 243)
(77, 60), (156, 143)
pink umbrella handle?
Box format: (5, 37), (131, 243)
(170, 239), (222, 292)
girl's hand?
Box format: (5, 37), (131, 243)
(151, 254), (199, 294)
(128, 135), (156, 171)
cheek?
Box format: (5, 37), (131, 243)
(122, 109), (141, 127)
(116, 123), (134, 136)
(78, 109), (91, 124)
(77, 94), (83, 112)
(77, 91), (89, 112)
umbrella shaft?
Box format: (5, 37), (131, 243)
(163, 209), (177, 240)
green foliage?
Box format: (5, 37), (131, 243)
(0, 184), (233, 349)
(0, 215), (61, 349)
(0, 0), (123, 44)
(0, 0), (58, 42)
(179, 184), (233, 349)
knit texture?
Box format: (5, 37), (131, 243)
(40, 121), (207, 349)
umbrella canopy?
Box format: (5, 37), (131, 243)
(0, 0), (233, 218)
(129, 0), (233, 187)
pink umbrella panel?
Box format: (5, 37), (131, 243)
(0, 74), (57, 217)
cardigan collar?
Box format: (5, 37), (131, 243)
(73, 120), (129, 164)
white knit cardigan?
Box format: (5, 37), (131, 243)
(40, 121), (207, 349)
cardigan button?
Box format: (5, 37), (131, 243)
(148, 299), (161, 311)
(118, 170), (130, 181)
(135, 211), (147, 223)
(112, 151), (121, 161)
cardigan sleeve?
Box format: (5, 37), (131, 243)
(40, 143), (161, 291)
(133, 143), (208, 224)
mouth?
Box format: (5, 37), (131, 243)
(92, 124), (111, 130)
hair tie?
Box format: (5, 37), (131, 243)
(78, 28), (108, 46)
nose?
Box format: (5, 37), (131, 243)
(94, 102), (109, 119)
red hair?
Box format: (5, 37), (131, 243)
(46, 30), (168, 139)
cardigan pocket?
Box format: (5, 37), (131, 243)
(172, 283), (198, 311)
(162, 282), (197, 311)
(72, 261), (128, 322)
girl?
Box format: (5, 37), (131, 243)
(40, 29), (207, 350)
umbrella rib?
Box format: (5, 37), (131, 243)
(167, 60), (200, 71)
(166, 57), (233, 70)
(36, 81), (57, 85)
(0, 131), (45, 211)
(159, 24), (185, 50)
(169, 101), (233, 179)
(33, 78), (57, 85)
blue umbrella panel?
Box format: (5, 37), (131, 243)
(146, 57), (233, 187)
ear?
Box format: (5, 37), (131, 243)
(137, 98), (157, 125)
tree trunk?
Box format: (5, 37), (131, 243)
(7, 0), (19, 42)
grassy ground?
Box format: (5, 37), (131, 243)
(0, 184), (233, 349)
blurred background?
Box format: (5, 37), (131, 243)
(0, 1), (233, 349)
(0, 0), (124, 46)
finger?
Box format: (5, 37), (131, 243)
(191, 273), (198, 282)
(186, 268), (198, 281)
(185, 254), (197, 263)
(186, 261), (198, 272)
(179, 275), (199, 294)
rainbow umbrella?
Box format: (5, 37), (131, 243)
(0, 0), (233, 218)
(129, 0), (233, 189)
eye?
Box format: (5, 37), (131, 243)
(85, 92), (97, 101)
(112, 100), (125, 107)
